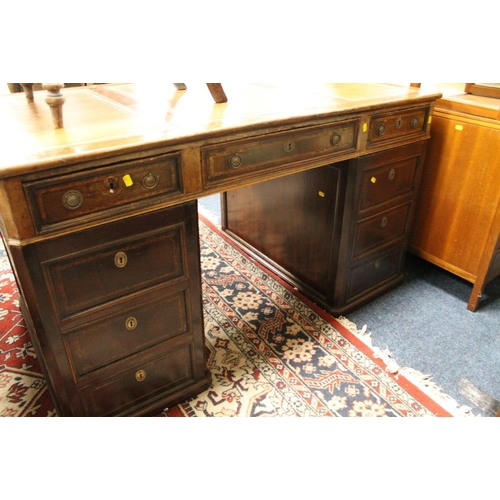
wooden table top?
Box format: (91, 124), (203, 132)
(0, 83), (442, 178)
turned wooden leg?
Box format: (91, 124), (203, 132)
(42, 83), (65, 129)
(20, 83), (35, 102)
(206, 83), (227, 103)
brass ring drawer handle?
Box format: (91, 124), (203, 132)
(114, 251), (128, 268)
(331, 133), (341, 146)
(62, 190), (84, 210)
(142, 173), (158, 189)
(228, 153), (243, 168)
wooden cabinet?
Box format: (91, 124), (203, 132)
(222, 140), (427, 316)
(409, 95), (500, 311)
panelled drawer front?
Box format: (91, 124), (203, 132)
(368, 106), (428, 146)
(346, 246), (404, 301)
(80, 342), (193, 416)
(352, 203), (411, 259)
(359, 156), (417, 212)
(202, 120), (358, 185)
(65, 291), (188, 377)
(44, 226), (184, 319)
(24, 152), (182, 231)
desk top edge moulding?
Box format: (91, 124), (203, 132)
(0, 83), (442, 416)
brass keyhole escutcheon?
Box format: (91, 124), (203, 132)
(283, 140), (296, 153)
(388, 169), (396, 180)
(396, 118), (403, 129)
(381, 216), (388, 227)
(126, 317), (138, 330)
(135, 369), (146, 382)
(374, 260), (381, 269)
(106, 176), (119, 193)
(114, 251), (128, 268)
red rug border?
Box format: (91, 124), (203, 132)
(198, 212), (453, 417)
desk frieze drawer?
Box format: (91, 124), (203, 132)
(368, 106), (429, 147)
(202, 120), (358, 186)
(65, 291), (188, 377)
(24, 152), (182, 232)
(79, 342), (194, 416)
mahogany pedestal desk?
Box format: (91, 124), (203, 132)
(0, 83), (441, 416)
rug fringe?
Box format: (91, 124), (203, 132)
(336, 316), (478, 417)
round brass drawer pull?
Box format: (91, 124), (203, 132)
(62, 190), (83, 210)
(388, 168), (396, 180)
(142, 173), (158, 189)
(114, 251), (128, 268)
(381, 216), (388, 227)
(330, 133), (341, 146)
(126, 317), (138, 330)
(135, 369), (147, 382)
(410, 116), (420, 129)
(228, 153), (243, 168)
(376, 123), (386, 136)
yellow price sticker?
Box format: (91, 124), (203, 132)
(123, 174), (133, 187)
(318, 191), (325, 198)
(455, 124), (463, 131)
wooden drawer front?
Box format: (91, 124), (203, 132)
(352, 203), (411, 259)
(24, 152), (182, 232)
(80, 342), (193, 416)
(359, 156), (417, 213)
(45, 227), (184, 319)
(368, 106), (428, 146)
(202, 120), (358, 186)
(65, 291), (188, 377)
(347, 246), (403, 300)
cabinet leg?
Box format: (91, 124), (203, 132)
(467, 281), (484, 311)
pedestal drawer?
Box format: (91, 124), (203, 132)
(80, 342), (194, 416)
(65, 290), (189, 377)
(346, 246), (404, 300)
(40, 219), (186, 320)
(352, 203), (411, 259)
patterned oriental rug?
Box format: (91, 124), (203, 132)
(0, 215), (472, 417)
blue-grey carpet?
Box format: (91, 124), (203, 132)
(198, 194), (500, 416)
